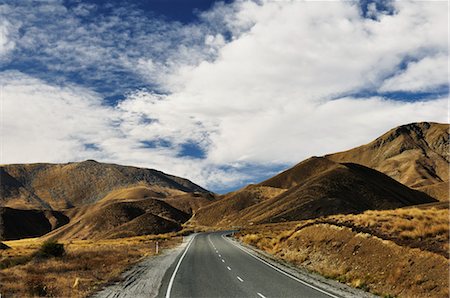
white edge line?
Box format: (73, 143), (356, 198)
(222, 234), (340, 298)
(165, 235), (196, 298)
(257, 293), (266, 298)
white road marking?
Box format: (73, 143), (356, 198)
(237, 276), (244, 282)
(227, 266), (231, 271)
(165, 235), (197, 298)
(257, 293), (266, 298)
(222, 259), (225, 263)
(219, 254), (221, 257)
(222, 234), (340, 298)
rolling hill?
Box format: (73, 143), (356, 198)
(326, 122), (449, 201)
(43, 198), (190, 240)
(0, 160), (209, 210)
(0, 161), (213, 240)
(193, 157), (436, 226)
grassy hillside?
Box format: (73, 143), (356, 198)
(237, 207), (449, 297)
(44, 198), (190, 240)
(0, 160), (209, 210)
(191, 185), (286, 226)
(193, 158), (436, 226)
(327, 122), (449, 200)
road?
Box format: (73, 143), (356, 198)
(158, 231), (341, 298)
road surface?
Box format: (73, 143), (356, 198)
(158, 231), (341, 298)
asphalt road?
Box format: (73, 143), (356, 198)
(158, 231), (341, 298)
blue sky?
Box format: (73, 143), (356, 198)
(1, 0), (448, 193)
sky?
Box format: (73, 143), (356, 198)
(0, 0), (448, 193)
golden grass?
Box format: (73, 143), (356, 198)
(0, 234), (182, 297)
(237, 207), (450, 297)
(326, 207), (449, 256)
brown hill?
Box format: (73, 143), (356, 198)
(45, 198), (189, 240)
(194, 157), (436, 226)
(0, 160), (209, 210)
(326, 122), (449, 200)
(0, 207), (69, 240)
(163, 192), (217, 214)
(191, 185), (286, 226)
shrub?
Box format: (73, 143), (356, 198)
(36, 241), (65, 258)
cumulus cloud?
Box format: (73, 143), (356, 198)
(379, 54), (448, 92)
(1, 0), (448, 192)
(118, 0), (448, 165)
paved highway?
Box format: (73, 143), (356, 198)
(158, 231), (341, 298)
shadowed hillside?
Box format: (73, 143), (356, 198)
(0, 160), (209, 210)
(0, 207), (69, 240)
(327, 122), (449, 201)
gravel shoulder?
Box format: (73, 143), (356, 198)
(92, 235), (193, 298)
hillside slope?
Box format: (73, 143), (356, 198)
(0, 160), (209, 210)
(44, 198), (189, 240)
(193, 157), (436, 226)
(326, 122), (449, 200)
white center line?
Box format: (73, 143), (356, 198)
(227, 266), (231, 271)
(218, 254), (221, 257)
(237, 276), (244, 282)
(222, 259), (225, 263)
(257, 293), (266, 298)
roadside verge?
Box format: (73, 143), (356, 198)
(92, 235), (194, 298)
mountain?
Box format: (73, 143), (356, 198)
(193, 157), (436, 226)
(326, 122), (449, 201)
(0, 160), (209, 210)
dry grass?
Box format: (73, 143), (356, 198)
(237, 207), (450, 297)
(325, 207), (449, 256)
(0, 234), (182, 297)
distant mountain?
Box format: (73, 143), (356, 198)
(0, 160), (209, 210)
(326, 122), (449, 201)
(193, 157), (436, 226)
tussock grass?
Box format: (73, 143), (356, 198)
(0, 234), (181, 297)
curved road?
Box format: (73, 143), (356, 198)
(158, 232), (341, 298)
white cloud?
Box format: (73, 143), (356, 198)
(1, 1), (448, 192)
(0, 71), (116, 163)
(0, 10), (16, 61)
(379, 54), (448, 92)
(118, 0), (448, 166)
